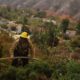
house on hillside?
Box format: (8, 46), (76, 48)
(66, 30), (76, 38)
(42, 18), (57, 25)
(16, 24), (23, 34)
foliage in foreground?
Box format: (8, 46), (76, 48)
(0, 60), (80, 80)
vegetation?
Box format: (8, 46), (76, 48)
(0, 6), (80, 80)
(60, 19), (70, 34)
(34, 10), (46, 18)
(0, 60), (80, 80)
(76, 21), (80, 34)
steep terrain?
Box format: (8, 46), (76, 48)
(0, 0), (80, 19)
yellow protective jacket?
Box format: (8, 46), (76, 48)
(10, 38), (34, 59)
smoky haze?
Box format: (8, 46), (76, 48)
(0, 0), (80, 18)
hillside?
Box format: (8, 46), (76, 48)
(0, 0), (80, 19)
(0, 5), (80, 80)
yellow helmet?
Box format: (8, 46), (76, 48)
(20, 32), (28, 38)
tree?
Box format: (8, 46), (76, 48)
(34, 11), (46, 18)
(76, 21), (80, 34)
(60, 19), (70, 34)
(33, 21), (59, 48)
(45, 22), (59, 47)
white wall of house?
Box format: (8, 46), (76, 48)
(16, 24), (23, 34)
(66, 30), (76, 38)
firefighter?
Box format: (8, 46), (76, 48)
(10, 32), (34, 67)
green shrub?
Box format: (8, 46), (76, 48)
(0, 61), (53, 80)
(65, 60), (80, 80)
(60, 19), (70, 34)
(0, 66), (16, 80)
(0, 59), (80, 80)
(51, 61), (67, 80)
(33, 22), (59, 49)
(51, 60), (80, 80)
(76, 21), (80, 34)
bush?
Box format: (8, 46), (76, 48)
(60, 19), (70, 34)
(0, 66), (16, 80)
(0, 59), (80, 80)
(51, 61), (67, 80)
(34, 11), (46, 18)
(33, 22), (59, 48)
(76, 21), (80, 34)
(65, 61), (80, 80)
(0, 61), (53, 80)
(51, 60), (80, 80)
